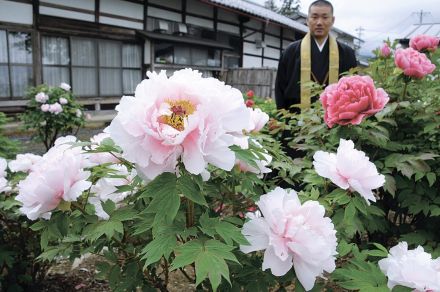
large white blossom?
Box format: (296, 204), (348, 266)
(16, 136), (91, 220)
(240, 187), (337, 291)
(378, 242), (440, 291)
(87, 132), (120, 166)
(88, 164), (136, 220)
(9, 153), (42, 173)
(106, 69), (250, 180)
(313, 139), (385, 204)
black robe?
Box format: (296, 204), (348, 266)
(275, 38), (357, 111)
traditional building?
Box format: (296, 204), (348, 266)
(0, 0), (357, 111)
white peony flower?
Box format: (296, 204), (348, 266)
(106, 69), (250, 180)
(240, 187), (337, 291)
(313, 139), (385, 204)
(378, 242), (440, 291)
(60, 82), (71, 91)
(59, 97), (68, 105)
(35, 92), (49, 103)
(41, 104), (50, 112)
(247, 107), (269, 132)
(89, 165), (136, 220)
(9, 153), (42, 173)
(48, 102), (63, 115)
(16, 136), (91, 220)
(0, 157), (8, 193)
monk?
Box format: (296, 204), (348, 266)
(275, 0), (357, 111)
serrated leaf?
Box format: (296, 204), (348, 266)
(215, 221), (248, 245)
(171, 239), (238, 291)
(142, 173), (180, 223)
(178, 174), (207, 206)
(141, 233), (177, 267)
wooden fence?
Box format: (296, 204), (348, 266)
(220, 68), (277, 98)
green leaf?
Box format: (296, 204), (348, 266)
(178, 174), (207, 206)
(344, 202), (357, 222)
(426, 172), (436, 187)
(215, 221), (248, 246)
(111, 207), (138, 221)
(171, 239), (238, 291)
(230, 145), (259, 169)
(383, 175), (396, 197)
(353, 196), (368, 215)
(84, 220), (124, 241)
(142, 173), (180, 223)
(141, 233), (177, 267)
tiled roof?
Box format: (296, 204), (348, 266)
(401, 23), (440, 38)
(207, 0), (309, 33)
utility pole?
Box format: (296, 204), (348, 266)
(412, 10), (430, 24)
(355, 26), (364, 51)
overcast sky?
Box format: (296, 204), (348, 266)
(253, 0), (440, 56)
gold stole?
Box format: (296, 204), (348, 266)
(299, 33), (339, 108)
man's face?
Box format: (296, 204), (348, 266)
(307, 5), (335, 38)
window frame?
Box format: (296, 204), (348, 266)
(0, 28), (34, 100)
(40, 33), (143, 98)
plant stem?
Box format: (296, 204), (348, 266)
(401, 80), (409, 101)
(186, 199), (194, 228)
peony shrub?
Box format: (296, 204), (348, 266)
(21, 83), (85, 150)
(2, 36), (440, 291)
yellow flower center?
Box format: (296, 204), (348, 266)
(159, 99), (196, 131)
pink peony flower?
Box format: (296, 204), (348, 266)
(409, 34), (439, 52)
(9, 153), (42, 173)
(16, 136), (91, 220)
(313, 139), (385, 204)
(60, 82), (71, 91)
(59, 97), (68, 105)
(380, 43), (391, 57)
(89, 165), (136, 220)
(41, 104), (50, 112)
(247, 108), (269, 132)
(88, 133), (120, 165)
(378, 242), (440, 291)
(240, 187), (337, 290)
(394, 48), (436, 79)
(320, 75), (389, 128)
(35, 92), (49, 103)
(106, 69), (250, 180)
(48, 102), (63, 114)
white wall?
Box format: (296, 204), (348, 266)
(40, 6), (94, 22)
(264, 35), (280, 47)
(0, 0), (32, 25)
(217, 22), (239, 35)
(186, 16), (213, 29)
(99, 16), (143, 29)
(147, 7), (181, 22)
(41, 0), (94, 11)
(264, 47), (280, 60)
(244, 30), (262, 42)
(100, 0), (143, 20)
(243, 42), (262, 56)
(243, 55), (262, 68)
(263, 58), (278, 68)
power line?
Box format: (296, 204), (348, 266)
(412, 10), (431, 24)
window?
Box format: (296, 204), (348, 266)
(41, 36), (142, 97)
(0, 30), (33, 99)
(154, 42), (221, 68)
